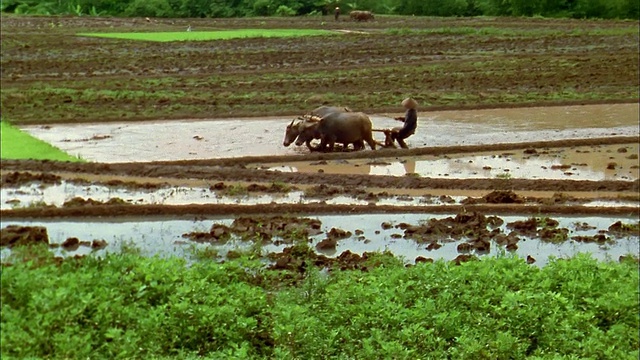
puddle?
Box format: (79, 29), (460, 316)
(2, 180), (638, 211)
(2, 214), (638, 267)
(1, 181), (464, 210)
(21, 104), (639, 162)
(265, 143), (640, 181)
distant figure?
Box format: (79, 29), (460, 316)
(187, 25), (192, 32)
(391, 97), (418, 149)
(335, 7), (340, 21)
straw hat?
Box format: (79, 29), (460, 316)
(402, 97), (418, 109)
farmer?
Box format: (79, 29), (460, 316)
(335, 7), (340, 21)
(390, 97), (418, 149)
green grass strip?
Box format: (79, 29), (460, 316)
(0, 121), (83, 162)
(78, 29), (335, 42)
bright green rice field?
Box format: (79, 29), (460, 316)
(0, 121), (81, 162)
(78, 29), (335, 42)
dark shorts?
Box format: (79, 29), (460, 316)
(397, 128), (414, 140)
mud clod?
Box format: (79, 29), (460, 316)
(62, 237), (81, 251)
(1, 172), (62, 187)
(327, 227), (352, 240)
(507, 218), (538, 236)
(316, 238), (337, 251)
(607, 221), (639, 236)
(92, 239), (108, 250)
(572, 234), (610, 244)
(0, 225), (49, 248)
(267, 244), (381, 273)
(210, 182), (226, 191)
(484, 190), (524, 204)
(415, 256), (433, 264)
(63, 197), (129, 207)
(381, 222), (393, 230)
(452, 254), (477, 265)
(183, 216), (323, 245)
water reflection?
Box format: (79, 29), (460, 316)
(274, 143), (639, 181)
(20, 104), (640, 162)
(2, 214), (637, 267)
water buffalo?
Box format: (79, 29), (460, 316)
(283, 106), (351, 150)
(315, 112), (377, 152)
(292, 114), (367, 151)
(349, 10), (374, 22)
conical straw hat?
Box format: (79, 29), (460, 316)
(402, 97), (418, 109)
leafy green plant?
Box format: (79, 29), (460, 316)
(188, 244), (221, 261)
(225, 184), (248, 196)
(269, 181), (291, 192)
(3, 250), (637, 359)
(495, 172), (512, 179)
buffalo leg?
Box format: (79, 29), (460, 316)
(306, 140), (324, 152)
(364, 134), (376, 150)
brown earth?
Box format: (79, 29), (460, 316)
(1, 15), (638, 123)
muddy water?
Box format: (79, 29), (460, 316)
(0, 181), (477, 210)
(1, 214), (637, 267)
(4, 181), (638, 211)
(267, 143), (640, 181)
(22, 104), (639, 162)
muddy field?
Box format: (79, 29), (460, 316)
(1, 15), (638, 122)
(1, 15), (638, 265)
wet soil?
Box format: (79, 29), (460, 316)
(1, 16), (638, 123)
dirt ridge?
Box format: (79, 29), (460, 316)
(2, 203), (639, 219)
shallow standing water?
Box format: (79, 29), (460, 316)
(21, 104), (639, 162)
(266, 143), (640, 180)
(1, 214), (638, 267)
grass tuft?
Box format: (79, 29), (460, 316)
(0, 121), (83, 162)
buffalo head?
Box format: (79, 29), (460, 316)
(283, 117), (304, 147)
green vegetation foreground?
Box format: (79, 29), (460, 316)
(2, 249), (638, 359)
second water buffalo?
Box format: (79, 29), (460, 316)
(315, 112), (377, 152)
(284, 106), (354, 151)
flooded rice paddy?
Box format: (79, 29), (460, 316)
(5, 103), (638, 266)
(21, 104), (639, 162)
(1, 214), (638, 267)
(3, 179), (638, 211)
(264, 143), (639, 181)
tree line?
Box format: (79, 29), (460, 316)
(2, 0), (638, 19)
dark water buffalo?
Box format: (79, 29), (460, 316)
(349, 10), (374, 22)
(315, 112), (377, 152)
(283, 106), (352, 150)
